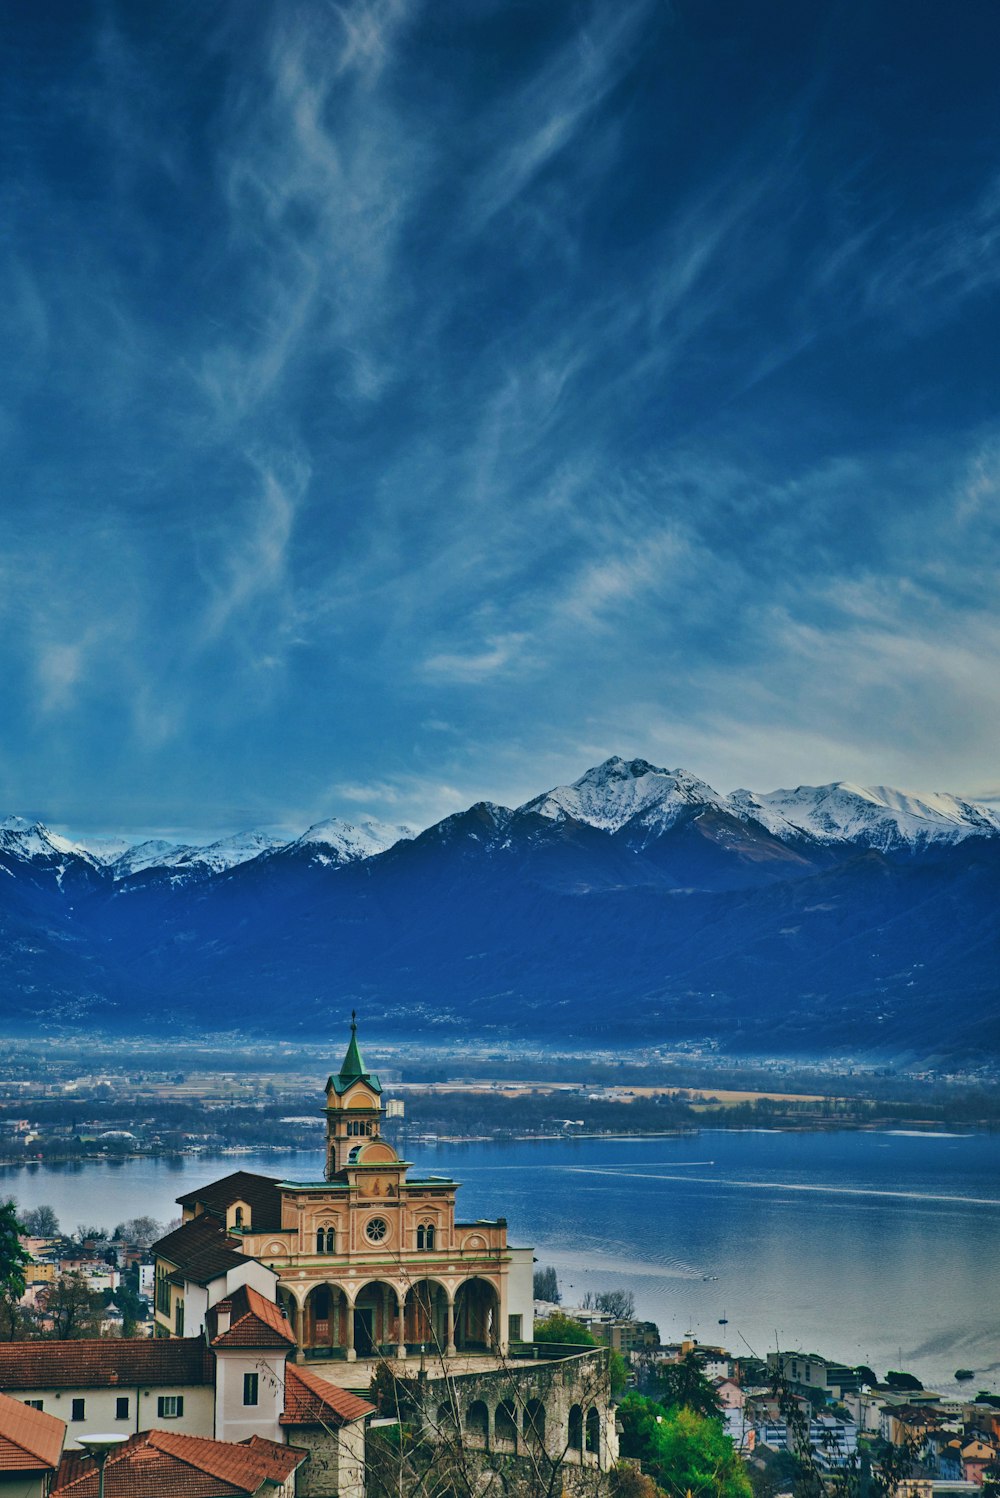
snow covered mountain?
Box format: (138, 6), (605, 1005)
(281, 817), (414, 865)
(733, 781), (1000, 852)
(517, 757), (1000, 853)
(0, 816), (87, 864)
(520, 757), (725, 835)
(0, 760), (995, 888)
(0, 757), (997, 1053)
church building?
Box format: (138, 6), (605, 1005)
(153, 1020), (535, 1362)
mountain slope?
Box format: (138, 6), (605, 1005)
(0, 757), (996, 1054)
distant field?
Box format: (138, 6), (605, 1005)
(394, 1080), (827, 1107)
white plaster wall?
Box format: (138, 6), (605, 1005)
(507, 1248), (534, 1340)
(213, 1350), (285, 1445)
(184, 1282), (209, 1333)
(17, 1385), (215, 1449)
(219, 1260), (280, 1304)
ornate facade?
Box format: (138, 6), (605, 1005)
(155, 1021), (534, 1362)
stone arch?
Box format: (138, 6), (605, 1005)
(303, 1281), (350, 1353)
(495, 1399), (518, 1453)
(350, 1278), (403, 1356)
(435, 1401), (458, 1435)
(586, 1406), (601, 1456)
(466, 1399), (489, 1450)
(523, 1398), (545, 1448)
(454, 1276), (500, 1352)
(403, 1278), (449, 1350)
(568, 1403), (584, 1456)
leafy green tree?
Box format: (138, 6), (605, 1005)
(0, 1201), (31, 1302)
(534, 1311), (595, 1346)
(533, 1312), (627, 1397)
(0, 1200), (33, 1342)
(658, 1347), (723, 1419)
(619, 1393), (751, 1498)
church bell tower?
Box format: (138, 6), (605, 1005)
(324, 1014), (383, 1179)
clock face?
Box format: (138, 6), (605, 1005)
(365, 1217), (389, 1243)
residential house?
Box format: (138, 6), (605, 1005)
(50, 1430), (303, 1498)
(0, 1389), (65, 1498)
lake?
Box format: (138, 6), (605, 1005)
(4, 1128), (998, 1393)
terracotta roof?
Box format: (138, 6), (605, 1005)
(0, 1389), (64, 1471)
(280, 1363), (374, 1427)
(53, 1428), (303, 1497)
(152, 1214), (248, 1284)
(240, 1435), (306, 1482)
(0, 1338), (214, 1391)
(174, 1173), (283, 1233)
(209, 1285), (295, 1350)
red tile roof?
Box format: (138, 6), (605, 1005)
(209, 1285), (295, 1350)
(280, 1363), (374, 1427)
(53, 1428), (303, 1497)
(0, 1389), (64, 1471)
(0, 1338), (214, 1391)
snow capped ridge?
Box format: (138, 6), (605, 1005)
(521, 755), (724, 835)
(748, 781), (1000, 850)
(0, 816), (91, 863)
(290, 816), (413, 863)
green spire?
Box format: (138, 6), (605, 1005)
(339, 1011), (365, 1082)
(327, 1012), (382, 1096)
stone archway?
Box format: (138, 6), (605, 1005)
(351, 1279), (404, 1357)
(302, 1282), (351, 1356)
(403, 1278), (450, 1353)
(454, 1277), (500, 1352)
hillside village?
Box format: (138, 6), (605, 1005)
(0, 1025), (997, 1498)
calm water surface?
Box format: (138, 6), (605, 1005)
(4, 1129), (998, 1392)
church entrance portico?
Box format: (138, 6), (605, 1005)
(454, 1277), (501, 1353)
(402, 1278), (453, 1355)
(352, 1280), (406, 1359)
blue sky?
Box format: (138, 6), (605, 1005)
(3, 0), (1000, 838)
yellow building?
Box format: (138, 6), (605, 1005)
(154, 1019), (534, 1361)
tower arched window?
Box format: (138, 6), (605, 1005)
(234, 1207), (244, 1229)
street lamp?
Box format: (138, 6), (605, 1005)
(78, 1434), (128, 1498)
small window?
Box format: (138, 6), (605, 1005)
(157, 1396), (183, 1418)
(174, 1299), (184, 1336)
(508, 1314), (523, 1341)
(425, 1224), (435, 1249)
(315, 1227), (324, 1252)
(325, 1227), (335, 1252)
(25, 1400), (43, 1411)
(116, 1396), (129, 1420)
(243, 1372), (259, 1407)
(234, 1206), (244, 1228)
(71, 1398), (85, 1422)
(416, 1225), (425, 1250)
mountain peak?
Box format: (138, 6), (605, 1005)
(520, 757), (724, 835)
(748, 781), (1000, 850)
